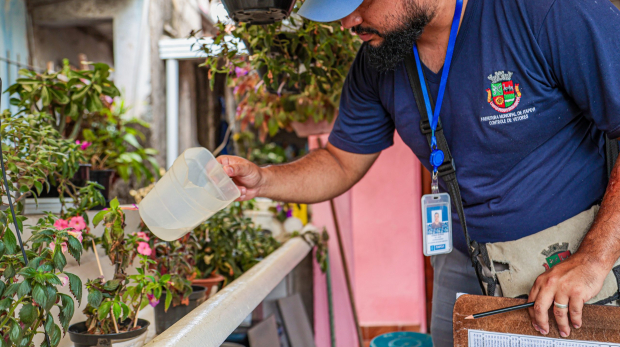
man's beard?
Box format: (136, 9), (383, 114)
(353, 2), (433, 72)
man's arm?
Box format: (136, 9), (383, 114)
(528, 155), (620, 337)
(217, 142), (380, 203)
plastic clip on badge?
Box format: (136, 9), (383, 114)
(417, 0), (462, 256)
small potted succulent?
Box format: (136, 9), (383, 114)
(142, 229), (207, 334)
(67, 199), (164, 346)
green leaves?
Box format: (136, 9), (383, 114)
(19, 304), (37, 324)
(98, 301), (112, 320)
(92, 210), (107, 227)
(103, 279), (120, 291)
(67, 235), (82, 263)
(88, 289), (103, 308)
(110, 197), (120, 209)
(52, 245), (67, 272)
(17, 280), (31, 298)
(65, 272), (82, 306)
(32, 283), (47, 308)
(4, 229), (17, 255)
(58, 293), (75, 334)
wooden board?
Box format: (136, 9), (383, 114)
(453, 295), (620, 346)
(277, 294), (316, 347)
(248, 315), (280, 347)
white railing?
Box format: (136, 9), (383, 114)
(144, 237), (313, 347)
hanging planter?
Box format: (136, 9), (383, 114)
(244, 33), (308, 95)
(221, 0), (296, 24)
(68, 319), (151, 347)
(154, 285), (208, 334)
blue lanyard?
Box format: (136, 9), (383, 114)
(413, 0), (463, 173)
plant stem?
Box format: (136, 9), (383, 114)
(92, 238), (105, 282)
(0, 298), (24, 328)
(68, 115), (84, 140)
(133, 291), (144, 329)
(110, 311), (119, 334)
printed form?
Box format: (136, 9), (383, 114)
(468, 330), (620, 347)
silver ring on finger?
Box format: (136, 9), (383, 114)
(553, 301), (569, 309)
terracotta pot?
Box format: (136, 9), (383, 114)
(291, 118), (335, 138)
(192, 274), (225, 297)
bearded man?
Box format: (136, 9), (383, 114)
(218, 0), (620, 345)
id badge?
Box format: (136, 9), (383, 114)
(421, 193), (453, 256)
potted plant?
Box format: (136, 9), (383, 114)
(0, 110), (105, 215)
(197, 5), (360, 138)
(194, 202), (280, 287)
(7, 61), (160, 208)
(0, 213), (84, 347)
(79, 98), (160, 208)
(67, 199), (165, 346)
(140, 229), (207, 334)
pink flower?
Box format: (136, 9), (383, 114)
(147, 294), (159, 307)
(234, 66), (248, 77)
(54, 219), (69, 230)
(137, 242), (152, 256)
(68, 230), (83, 243)
(50, 241), (68, 254)
(76, 140), (92, 150)
(69, 216), (86, 231)
(58, 274), (69, 287)
(137, 232), (150, 241)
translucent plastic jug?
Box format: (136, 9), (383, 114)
(139, 147), (240, 241)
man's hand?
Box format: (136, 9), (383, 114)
(217, 156), (264, 201)
(527, 254), (608, 337)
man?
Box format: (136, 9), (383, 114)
(431, 212), (443, 230)
(218, 0), (620, 345)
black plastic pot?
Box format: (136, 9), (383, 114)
(89, 169), (116, 210)
(221, 0), (296, 24)
(154, 285), (207, 334)
(68, 318), (150, 347)
(37, 164), (91, 198)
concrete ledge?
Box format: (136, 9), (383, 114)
(144, 237), (313, 347)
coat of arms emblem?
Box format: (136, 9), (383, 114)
(541, 242), (572, 271)
(486, 71), (522, 113)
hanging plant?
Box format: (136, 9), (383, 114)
(195, 2), (361, 138)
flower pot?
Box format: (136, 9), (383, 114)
(221, 0), (296, 24)
(68, 318), (150, 347)
(192, 274), (225, 297)
(154, 285), (207, 334)
(291, 118), (335, 137)
(36, 164), (91, 198)
(89, 169), (116, 210)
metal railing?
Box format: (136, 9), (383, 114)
(144, 237), (313, 347)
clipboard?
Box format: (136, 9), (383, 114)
(453, 294), (620, 346)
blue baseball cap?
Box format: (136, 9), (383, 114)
(298, 0), (364, 22)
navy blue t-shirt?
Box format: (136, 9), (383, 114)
(329, 0), (620, 254)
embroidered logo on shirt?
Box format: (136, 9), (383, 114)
(485, 71), (522, 113)
(541, 242), (571, 271)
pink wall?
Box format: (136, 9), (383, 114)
(311, 134), (426, 346)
